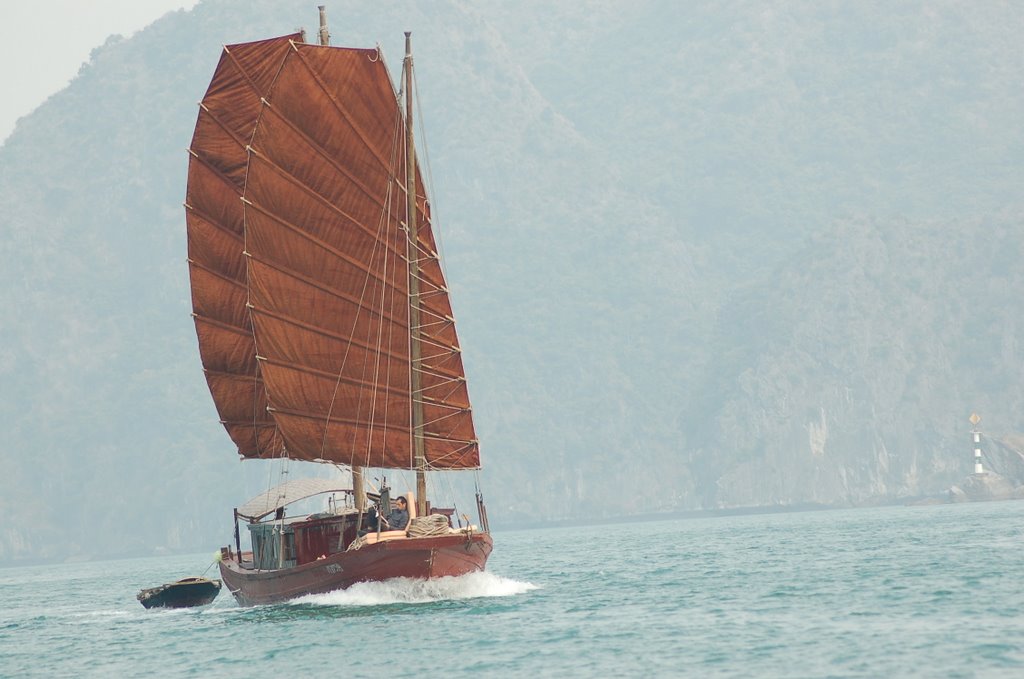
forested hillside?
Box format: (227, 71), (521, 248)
(2, 0), (1022, 563)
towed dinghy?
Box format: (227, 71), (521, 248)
(137, 577), (221, 609)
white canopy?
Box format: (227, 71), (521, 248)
(237, 478), (351, 521)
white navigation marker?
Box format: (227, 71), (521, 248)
(969, 412), (984, 475)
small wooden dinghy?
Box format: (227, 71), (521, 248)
(137, 577), (221, 609)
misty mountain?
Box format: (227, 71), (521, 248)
(1, 0), (1022, 563)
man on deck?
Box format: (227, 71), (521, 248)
(360, 495), (410, 535)
(382, 496), (410, 531)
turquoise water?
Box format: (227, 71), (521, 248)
(2, 501), (1022, 677)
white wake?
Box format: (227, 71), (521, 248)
(291, 571), (537, 607)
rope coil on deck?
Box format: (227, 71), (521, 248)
(407, 514), (451, 537)
(346, 514), (454, 551)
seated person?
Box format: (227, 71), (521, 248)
(359, 496), (410, 535)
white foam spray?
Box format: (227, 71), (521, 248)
(291, 571), (537, 607)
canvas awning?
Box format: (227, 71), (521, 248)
(237, 477), (351, 521)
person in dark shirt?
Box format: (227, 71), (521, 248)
(381, 496), (410, 531)
(360, 495), (410, 536)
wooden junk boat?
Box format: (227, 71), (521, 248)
(185, 8), (492, 606)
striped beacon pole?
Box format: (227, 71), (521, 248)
(969, 412), (984, 475)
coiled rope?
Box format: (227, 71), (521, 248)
(407, 514), (451, 537)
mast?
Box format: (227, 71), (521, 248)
(405, 32), (428, 516)
(317, 5), (330, 47)
(317, 5), (366, 515)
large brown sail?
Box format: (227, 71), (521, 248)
(186, 35), (478, 470)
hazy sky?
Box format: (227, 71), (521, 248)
(0, 0), (199, 143)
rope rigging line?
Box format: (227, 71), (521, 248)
(243, 148), (280, 462)
(413, 361), (464, 381)
(410, 61), (483, 487)
(361, 132), (402, 473)
(320, 90), (409, 473)
(415, 347), (461, 366)
(404, 268), (447, 297)
(411, 59), (450, 282)
(408, 302), (454, 327)
(416, 390), (464, 413)
(410, 253), (442, 267)
(419, 408), (472, 429)
(255, 101), (398, 214)
(320, 116), (403, 466)
(362, 102), (408, 471)
(412, 330), (461, 350)
(241, 153), (406, 264)
(244, 251), (406, 330)
(424, 445), (480, 468)
(416, 288), (450, 300)
(400, 229), (443, 271)
(419, 383), (469, 408)
(415, 317), (455, 331)
(412, 372), (464, 392)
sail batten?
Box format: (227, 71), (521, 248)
(184, 206), (245, 247)
(251, 311), (410, 367)
(257, 354), (406, 391)
(194, 104), (251, 151)
(268, 405), (409, 431)
(187, 151), (248, 196)
(253, 103), (400, 212)
(241, 155), (409, 265)
(193, 316), (253, 343)
(243, 145), (396, 238)
(186, 34), (478, 470)
(245, 254), (406, 327)
(187, 260), (247, 290)
(242, 197), (402, 287)
(287, 45), (401, 172)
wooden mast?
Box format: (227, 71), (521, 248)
(405, 32), (428, 517)
(317, 5), (330, 46)
(318, 6), (366, 516)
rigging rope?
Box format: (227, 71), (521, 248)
(411, 60), (449, 281)
(319, 95), (405, 470)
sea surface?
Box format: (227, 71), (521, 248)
(1, 501), (1022, 678)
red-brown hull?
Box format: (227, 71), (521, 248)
(219, 532), (493, 606)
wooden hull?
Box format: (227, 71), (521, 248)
(219, 532), (492, 606)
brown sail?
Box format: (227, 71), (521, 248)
(186, 34), (478, 470)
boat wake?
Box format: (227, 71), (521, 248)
(292, 571), (537, 607)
